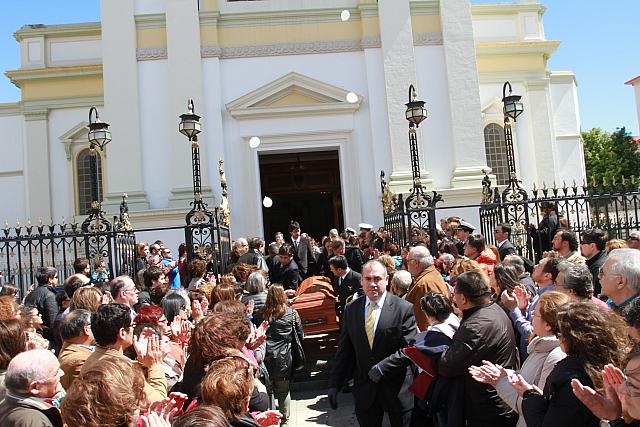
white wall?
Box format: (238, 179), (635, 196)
(0, 114), (26, 223)
(415, 45), (454, 189)
(138, 59), (173, 209)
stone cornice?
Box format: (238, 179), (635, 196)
(410, 1), (440, 15)
(0, 102), (20, 117)
(22, 96), (104, 111)
(22, 109), (48, 121)
(5, 65), (103, 85)
(215, 8), (363, 27)
(471, 2), (546, 16)
(136, 47), (168, 61)
(475, 40), (560, 56)
(14, 22), (101, 41)
(135, 13), (166, 29)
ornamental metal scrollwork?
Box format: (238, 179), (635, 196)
(218, 159), (231, 228)
(380, 171), (399, 214)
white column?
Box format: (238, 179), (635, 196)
(166, 0), (208, 207)
(440, 0), (489, 188)
(100, 0), (148, 211)
(525, 79), (557, 184)
(378, 0), (430, 193)
(23, 110), (52, 221)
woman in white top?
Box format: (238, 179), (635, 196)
(469, 291), (569, 427)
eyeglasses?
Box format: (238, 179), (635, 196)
(598, 267), (622, 279)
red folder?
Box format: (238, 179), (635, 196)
(403, 346), (437, 400)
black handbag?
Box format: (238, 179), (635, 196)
(290, 311), (305, 371)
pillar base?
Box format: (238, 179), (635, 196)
(168, 186), (214, 209)
(388, 170), (432, 194)
(450, 166), (492, 189)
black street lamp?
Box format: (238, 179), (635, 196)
(501, 81), (525, 192)
(81, 106), (112, 233)
(405, 84), (428, 192)
(179, 99), (212, 224)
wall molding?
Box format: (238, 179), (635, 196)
(136, 47), (168, 61)
(413, 32), (443, 46)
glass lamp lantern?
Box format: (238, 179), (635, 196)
(179, 99), (202, 140)
(405, 85), (427, 127)
(88, 107), (111, 150)
(502, 81), (524, 121)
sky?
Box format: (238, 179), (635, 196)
(0, 0), (638, 134)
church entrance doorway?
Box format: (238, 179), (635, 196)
(259, 150), (344, 243)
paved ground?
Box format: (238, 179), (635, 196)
(282, 331), (392, 426)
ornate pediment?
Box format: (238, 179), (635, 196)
(226, 72), (362, 119)
(481, 96), (503, 120)
(58, 121), (89, 160)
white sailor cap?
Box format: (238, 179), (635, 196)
(358, 223), (373, 231)
(458, 220), (476, 232)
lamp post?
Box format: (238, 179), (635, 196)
(81, 106), (112, 233)
(179, 99), (211, 220)
(501, 81), (524, 191)
(404, 84), (441, 255)
(405, 84), (427, 194)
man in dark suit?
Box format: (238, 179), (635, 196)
(328, 255), (362, 322)
(328, 260), (416, 427)
(495, 222), (517, 261)
(285, 220), (315, 279)
(275, 243), (300, 294)
(527, 201), (559, 262)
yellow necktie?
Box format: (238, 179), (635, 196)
(365, 301), (376, 348)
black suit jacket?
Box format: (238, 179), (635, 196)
(332, 270), (362, 315)
(329, 293), (416, 413)
(498, 240), (517, 261)
(277, 259), (301, 291)
(286, 237), (315, 278)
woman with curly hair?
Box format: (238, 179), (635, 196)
(61, 356), (146, 426)
(511, 301), (630, 426)
(176, 311), (269, 413)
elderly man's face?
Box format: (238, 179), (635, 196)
(362, 262), (388, 301)
(31, 360), (63, 398)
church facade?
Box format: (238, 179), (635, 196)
(0, 0), (583, 240)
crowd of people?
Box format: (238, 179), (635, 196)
(1, 215), (640, 427)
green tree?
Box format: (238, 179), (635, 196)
(582, 127), (640, 187)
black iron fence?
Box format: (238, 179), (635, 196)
(381, 171), (640, 262)
(1, 202), (232, 298)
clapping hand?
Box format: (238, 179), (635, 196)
(508, 373), (542, 397)
(246, 299), (255, 317)
(170, 319), (191, 345)
(572, 363), (624, 420)
(101, 290), (114, 305)
(469, 360), (506, 388)
(513, 285), (531, 311)
(191, 299), (205, 323)
(246, 320), (268, 350)
(500, 290), (518, 311)
(135, 328), (163, 368)
(253, 410), (283, 427)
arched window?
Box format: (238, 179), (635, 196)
(76, 148), (103, 215)
(484, 124), (509, 186)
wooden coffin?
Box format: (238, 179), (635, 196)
(291, 275), (339, 335)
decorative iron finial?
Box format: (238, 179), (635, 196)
(27, 219), (32, 228)
(16, 219), (20, 228)
(218, 159), (230, 227)
(380, 170), (399, 214)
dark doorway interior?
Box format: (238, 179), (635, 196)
(259, 150), (344, 242)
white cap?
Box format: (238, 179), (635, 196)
(358, 223), (373, 231)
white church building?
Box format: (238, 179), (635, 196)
(0, 0), (584, 242)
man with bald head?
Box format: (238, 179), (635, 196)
(328, 260), (416, 426)
(0, 349), (64, 426)
(111, 275), (139, 318)
(405, 245), (449, 331)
